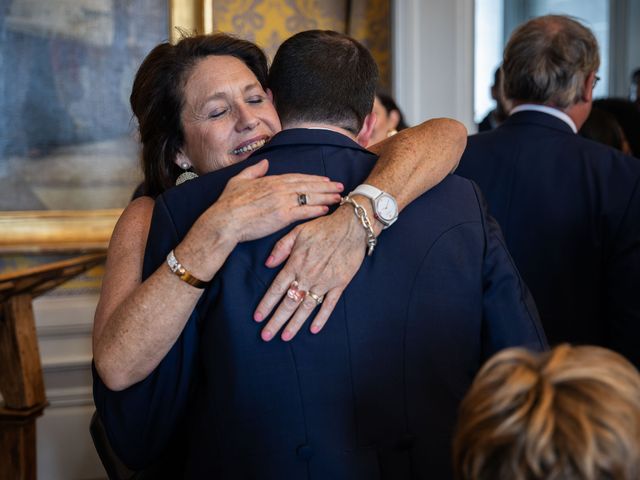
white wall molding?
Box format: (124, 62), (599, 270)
(46, 386), (94, 408)
(393, 0), (475, 131)
(28, 293), (104, 478)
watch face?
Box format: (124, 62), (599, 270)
(375, 194), (398, 222)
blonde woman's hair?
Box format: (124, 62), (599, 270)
(453, 344), (640, 480)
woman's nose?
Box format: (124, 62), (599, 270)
(235, 105), (259, 131)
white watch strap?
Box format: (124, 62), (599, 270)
(351, 184), (382, 199)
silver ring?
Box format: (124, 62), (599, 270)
(297, 193), (308, 206)
(306, 291), (324, 305)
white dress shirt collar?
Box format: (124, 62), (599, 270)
(510, 104), (578, 133)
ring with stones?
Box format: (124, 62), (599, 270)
(305, 291), (324, 305)
(297, 193), (308, 206)
(286, 280), (306, 303)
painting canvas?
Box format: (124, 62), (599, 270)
(0, 0), (168, 212)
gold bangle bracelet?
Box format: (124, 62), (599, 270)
(166, 249), (210, 289)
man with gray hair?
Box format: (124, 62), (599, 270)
(457, 15), (640, 368)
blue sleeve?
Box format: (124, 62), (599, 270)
(605, 176), (640, 368)
(92, 196), (205, 469)
(474, 184), (549, 358)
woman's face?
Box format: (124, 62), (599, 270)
(369, 96), (399, 145)
(177, 55), (281, 174)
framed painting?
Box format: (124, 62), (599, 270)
(0, 0), (172, 255)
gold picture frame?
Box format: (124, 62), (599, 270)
(169, 0), (213, 43)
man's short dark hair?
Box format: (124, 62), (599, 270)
(268, 30), (379, 133)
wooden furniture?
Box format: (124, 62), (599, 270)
(0, 254), (106, 480)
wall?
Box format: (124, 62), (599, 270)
(393, 0), (475, 132)
(34, 294), (105, 480)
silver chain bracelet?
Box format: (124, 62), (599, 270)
(340, 196), (377, 256)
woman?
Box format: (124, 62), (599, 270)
(369, 90), (408, 144)
(93, 33), (465, 392)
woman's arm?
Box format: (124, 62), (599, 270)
(93, 160), (343, 391)
(254, 118), (467, 340)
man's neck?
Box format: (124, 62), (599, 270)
(282, 121), (357, 141)
(509, 101), (580, 133)
(510, 100), (589, 131)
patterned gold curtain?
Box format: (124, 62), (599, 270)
(204, 0), (391, 89)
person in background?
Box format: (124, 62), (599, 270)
(579, 106), (631, 154)
(592, 98), (640, 157)
(457, 15), (640, 368)
(453, 344), (640, 480)
(630, 68), (640, 105)
(369, 90), (408, 145)
(477, 67), (509, 132)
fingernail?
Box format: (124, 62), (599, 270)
(281, 330), (292, 341)
(336, 183), (344, 191)
(311, 324), (321, 334)
(265, 255), (274, 267)
(322, 206), (329, 213)
(254, 312), (264, 322)
(262, 330), (273, 341)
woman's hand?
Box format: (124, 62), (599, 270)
(176, 159), (344, 281)
(253, 204), (367, 341)
(217, 159), (344, 242)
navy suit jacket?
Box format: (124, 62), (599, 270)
(457, 110), (640, 367)
(94, 128), (546, 479)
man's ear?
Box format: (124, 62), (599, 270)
(357, 112), (376, 147)
(582, 71), (597, 103)
(266, 88), (274, 103)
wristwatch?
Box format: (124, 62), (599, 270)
(350, 184), (398, 229)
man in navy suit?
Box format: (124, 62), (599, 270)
(457, 15), (640, 368)
(95, 30), (545, 479)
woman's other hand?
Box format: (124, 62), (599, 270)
(253, 203), (368, 341)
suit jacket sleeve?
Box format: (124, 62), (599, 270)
(473, 183), (549, 357)
(92, 195), (207, 469)
(606, 176), (640, 368)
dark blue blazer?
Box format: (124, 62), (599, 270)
(94, 128), (546, 479)
(457, 110), (640, 368)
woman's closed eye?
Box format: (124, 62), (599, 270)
(208, 108), (228, 119)
(247, 96), (265, 105)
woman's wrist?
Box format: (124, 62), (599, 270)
(175, 208), (238, 281)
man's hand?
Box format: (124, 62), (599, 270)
(254, 205), (367, 341)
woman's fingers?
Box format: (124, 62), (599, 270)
(264, 228), (298, 268)
(280, 286), (326, 341)
(309, 288), (342, 334)
(253, 261), (297, 323)
(259, 278), (306, 341)
(292, 192), (342, 207)
(281, 180), (344, 194)
(234, 158), (269, 179)
(261, 281), (324, 341)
